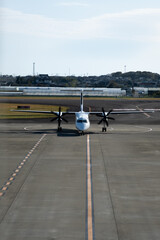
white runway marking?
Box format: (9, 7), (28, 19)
(107, 125), (152, 134)
(144, 109), (160, 111)
(0, 134), (47, 198)
(135, 125), (153, 133)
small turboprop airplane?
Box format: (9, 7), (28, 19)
(11, 90), (154, 135)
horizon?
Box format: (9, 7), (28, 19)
(1, 70), (160, 78)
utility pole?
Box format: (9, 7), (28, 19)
(33, 62), (35, 76)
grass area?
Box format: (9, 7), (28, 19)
(0, 103), (67, 119)
(0, 96), (160, 119)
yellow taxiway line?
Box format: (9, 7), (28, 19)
(86, 134), (95, 240)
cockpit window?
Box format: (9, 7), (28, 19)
(77, 119), (87, 123)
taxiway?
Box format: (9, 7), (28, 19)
(0, 121), (160, 240)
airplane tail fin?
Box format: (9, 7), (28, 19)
(80, 90), (83, 112)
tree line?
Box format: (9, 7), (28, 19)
(1, 71), (160, 88)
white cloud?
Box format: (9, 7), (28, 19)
(1, 7), (160, 42)
(59, 2), (89, 7)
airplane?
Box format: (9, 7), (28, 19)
(11, 91), (154, 135)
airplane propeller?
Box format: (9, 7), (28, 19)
(97, 108), (115, 131)
(50, 107), (68, 131)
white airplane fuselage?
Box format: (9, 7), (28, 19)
(75, 111), (90, 131)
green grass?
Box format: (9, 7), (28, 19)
(1, 95), (160, 119)
(0, 103), (67, 119)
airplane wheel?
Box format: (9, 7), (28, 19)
(80, 131), (84, 135)
(58, 127), (62, 132)
(102, 127), (106, 132)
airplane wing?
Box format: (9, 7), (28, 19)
(10, 109), (76, 114)
(11, 107), (156, 133)
(11, 109), (55, 114)
(88, 109), (154, 115)
(11, 108), (154, 115)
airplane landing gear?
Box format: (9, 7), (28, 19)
(58, 127), (62, 132)
(102, 127), (106, 132)
(79, 131), (85, 135)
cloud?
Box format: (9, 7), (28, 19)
(59, 2), (89, 7)
(86, 8), (160, 41)
(1, 7), (160, 42)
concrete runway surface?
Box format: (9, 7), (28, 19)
(0, 121), (160, 240)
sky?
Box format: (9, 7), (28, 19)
(1, 0), (160, 76)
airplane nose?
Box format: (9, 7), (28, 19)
(76, 123), (90, 131)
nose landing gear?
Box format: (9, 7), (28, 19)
(79, 131), (85, 135)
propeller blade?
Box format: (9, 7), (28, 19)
(96, 113), (103, 117)
(51, 111), (58, 116)
(98, 119), (103, 125)
(98, 118), (109, 126)
(50, 107), (68, 131)
(107, 109), (113, 116)
(97, 108), (115, 127)
(102, 107), (105, 115)
(107, 117), (115, 120)
(50, 117), (58, 122)
(61, 117), (68, 123)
